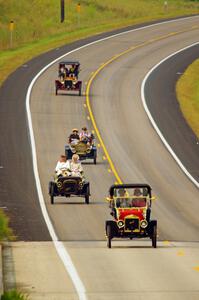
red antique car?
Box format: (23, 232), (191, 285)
(55, 61), (82, 96)
(105, 183), (157, 248)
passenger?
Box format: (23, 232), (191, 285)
(68, 154), (84, 179)
(69, 64), (76, 76)
(55, 155), (70, 177)
(68, 128), (80, 145)
(132, 188), (146, 207)
(79, 126), (94, 146)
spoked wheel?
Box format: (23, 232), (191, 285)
(106, 224), (112, 248)
(151, 224), (157, 248)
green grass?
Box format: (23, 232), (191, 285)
(0, 0), (199, 85)
(176, 59), (199, 139)
(1, 290), (28, 300)
(0, 209), (14, 241)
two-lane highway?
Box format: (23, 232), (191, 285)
(1, 16), (199, 300)
(28, 16), (199, 299)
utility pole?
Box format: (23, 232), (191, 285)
(60, 0), (65, 23)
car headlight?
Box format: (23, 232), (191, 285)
(140, 220), (148, 228)
(57, 182), (63, 188)
(117, 220), (124, 228)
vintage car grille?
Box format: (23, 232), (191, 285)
(57, 179), (79, 193)
(125, 218), (139, 231)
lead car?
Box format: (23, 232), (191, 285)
(105, 183), (157, 248)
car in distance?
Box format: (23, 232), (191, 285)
(55, 61), (82, 96)
(105, 183), (157, 248)
(65, 140), (97, 164)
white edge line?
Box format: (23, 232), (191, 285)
(25, 15), (199, 300)
(141, 42), (199, 189)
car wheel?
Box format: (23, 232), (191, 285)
(85, 194), (89, 204)
(151, 224), (157, 248)
(93, 150), (97, 165)
(106, 224), (112, 248)
(49, 182), (55, 204)
(79, 85), (82, 96)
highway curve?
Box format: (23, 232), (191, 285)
(1, 16), (199, 300)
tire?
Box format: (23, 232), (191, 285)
(151, 224), (157, 248)
(93, 150), (97, 165)
(85, 185), (90, 204)
(106, 224), (112, 248)
(49, 182), (55, 204)
(55, 87), (58, 95)
(79, 86), (82, 96)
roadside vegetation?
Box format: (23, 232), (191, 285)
(1, 290), (28, 300)
(0, 210), (13, 241)
(0, 0), (199, 85)
(176, 59), (199, 139)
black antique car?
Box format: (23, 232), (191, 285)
(49, 176), (90, 204)
(55, 61), (82, 96)
(105, 183), (157, 248)
(65, 141), (97, 164)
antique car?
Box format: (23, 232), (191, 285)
(55, 61), (82, 96)
(105, 183), (157, 248)
(49, 176), (90, 204)
(65, 141), (97, 164)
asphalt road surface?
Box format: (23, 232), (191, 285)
(1, 16), (199, 300)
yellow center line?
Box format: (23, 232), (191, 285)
(85, 26), (198, 184)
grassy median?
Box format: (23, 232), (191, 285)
(176, 59), (199, 139)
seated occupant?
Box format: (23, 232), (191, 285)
(67, 154), (84, 179)
(68, 128), (80, 145)
(132, 188), (146, 207)
(116, 189), (129, 208)
(79, 126), (94, 145)
(55, 155), (70, 177)
(69, 64), (76, 76)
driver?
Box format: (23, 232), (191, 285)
(55, 155), (70, 177)
(68, 128), (80, 145)
(116, 189), (128, 208)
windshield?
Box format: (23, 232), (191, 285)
(115, 196), (147, 208)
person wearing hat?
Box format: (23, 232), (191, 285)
(79, 126), (94, 145)
(68, 128), (80, 145)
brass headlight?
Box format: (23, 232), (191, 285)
(57, 182), (63, 188)
(140, 220), (148, 228)
(117, 220), (124, 228)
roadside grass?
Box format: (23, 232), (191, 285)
(0, 0), (199, 85)
(0, 209), (14, 241)
(1, 290), (28, 300)
(176, 59), (199, 139)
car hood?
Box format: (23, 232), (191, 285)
(117, 208), (145, 221)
